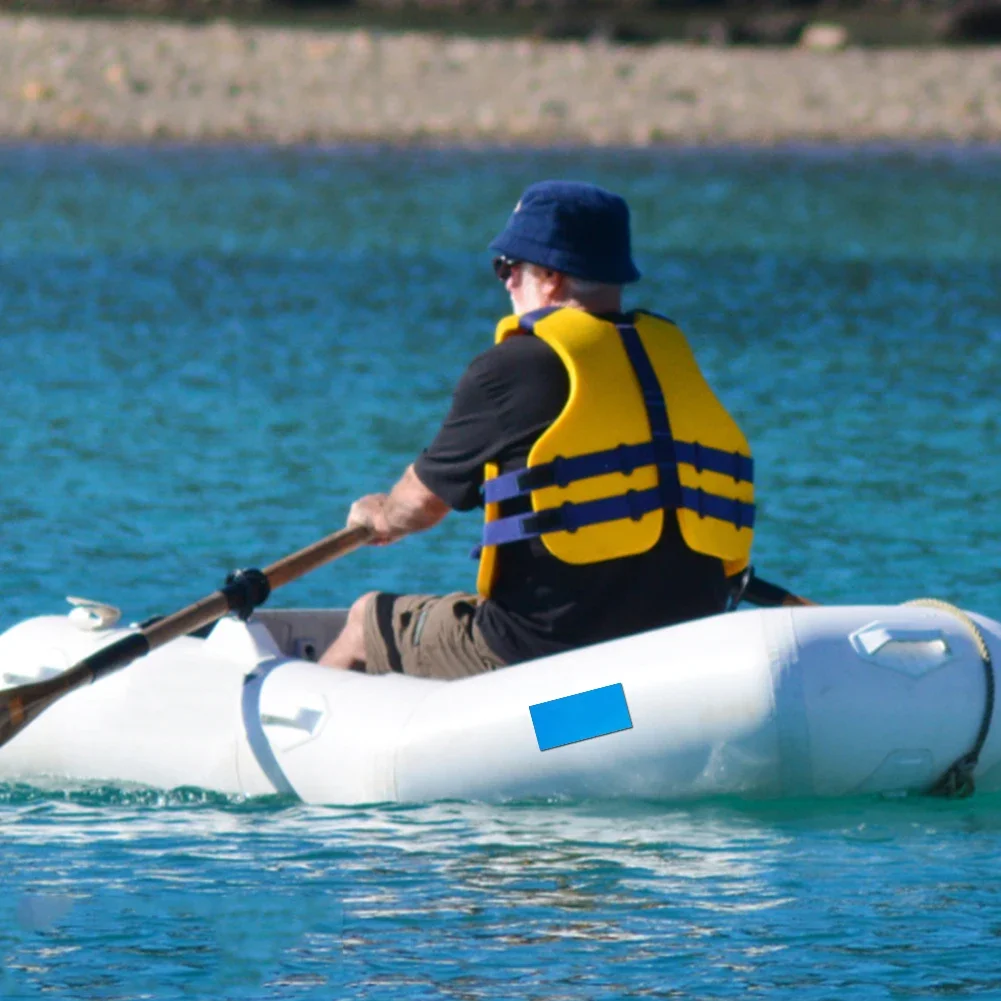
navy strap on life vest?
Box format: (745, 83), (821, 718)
(615, 322), (684, 515)
(479, 317), (755, 552)
(483, 436), (752, 504)
(480, 482), (754, 548)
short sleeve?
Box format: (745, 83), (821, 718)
(413, 353), (500, 512)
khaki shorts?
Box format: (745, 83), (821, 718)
(362, 592), (506, 679)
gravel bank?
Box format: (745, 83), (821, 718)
(3, 13), (1001, 144)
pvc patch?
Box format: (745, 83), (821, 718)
(530, 683), (633, 751)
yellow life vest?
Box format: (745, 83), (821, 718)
(477, 307), (754, 598)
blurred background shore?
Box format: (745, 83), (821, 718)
(2, 1), (1001, 144)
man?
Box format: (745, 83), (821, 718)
(320, 180), (755, 678)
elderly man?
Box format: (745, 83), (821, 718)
(321, 180), (755, 678)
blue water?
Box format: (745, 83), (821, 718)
(2, 144), (1001, 999)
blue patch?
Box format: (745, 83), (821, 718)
(529, 683), (633, 752)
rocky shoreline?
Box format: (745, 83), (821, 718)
(3, 13), (1001, 145)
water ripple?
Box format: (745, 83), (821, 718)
(2, 146), (1001, 998)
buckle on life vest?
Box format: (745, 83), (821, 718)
(561, 500), (579, 533)
(516, 455), (572, 493)
(522, 504), (574, 537)
(552, 455), (572, 489)
(615, 443), (636, 476)
(625, 490), (645, 522)
(692, 441), (703, 474)
(516, 466), (552, 493)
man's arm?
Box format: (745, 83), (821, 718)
(346, 465), (450, 546)
(346, 345), (507, 545)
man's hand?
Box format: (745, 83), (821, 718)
(346, 465), (450, 546)
(346, 493), (398, 546)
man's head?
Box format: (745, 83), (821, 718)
(488, 180), (640, 315)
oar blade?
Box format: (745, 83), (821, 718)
(0, 667), (92, 748)
(0, 631), (152, 749)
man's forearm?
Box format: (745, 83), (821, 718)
(384, 466), (450, 536)
(345, 466), (451, 544)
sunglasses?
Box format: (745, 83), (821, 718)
(492, 256), (521, 282)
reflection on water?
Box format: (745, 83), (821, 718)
(6, 791), (1001, 997)
(5, 787), (1001, 997)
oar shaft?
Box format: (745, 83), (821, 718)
(143, 524), (372, 652)
(0, 523), (374, 750)
(143, 593), (231, 652)
(145, 524), (373, 650)
(264, 524), (372, 590)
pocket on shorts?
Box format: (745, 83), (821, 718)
(411, 606), (431, 648)
(412, 593), (480, 678)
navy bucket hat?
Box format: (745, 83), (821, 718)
(489, 180), (641, 285)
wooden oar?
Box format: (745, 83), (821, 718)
(0, 524), (373, 750)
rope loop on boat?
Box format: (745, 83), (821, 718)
(905, 598), (995, 798)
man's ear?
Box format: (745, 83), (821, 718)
(544, 270), (566, 296)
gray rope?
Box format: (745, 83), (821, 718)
(905, 599), (995, 798)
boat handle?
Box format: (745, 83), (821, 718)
(259, 706), (323, 734)
(851, 625), (951, 659)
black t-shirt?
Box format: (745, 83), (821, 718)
(413, 328), (729, 665)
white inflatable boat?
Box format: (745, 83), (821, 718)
(0, 600), (998, 804)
